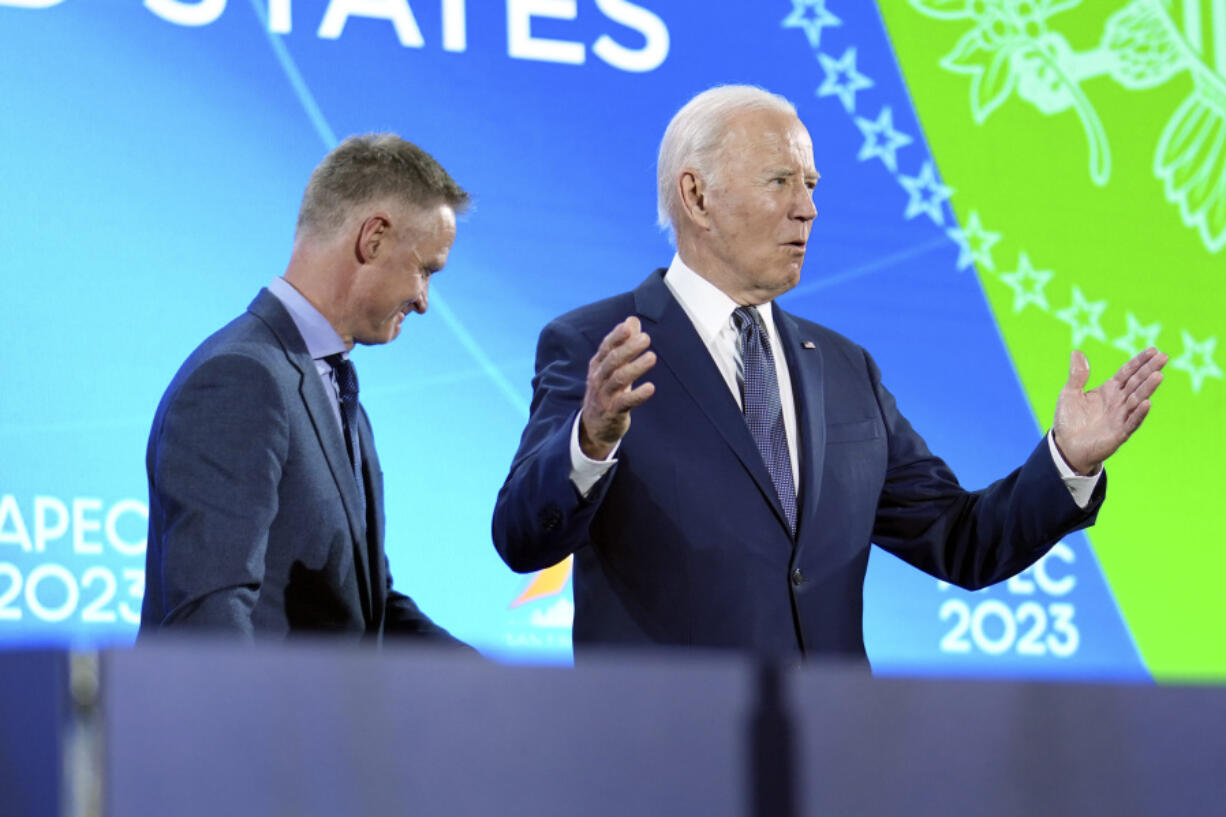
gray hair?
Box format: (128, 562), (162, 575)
(656, 85), (797, 239)
(296, 133), (470, 238)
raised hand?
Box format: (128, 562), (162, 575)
(1052, 347), (1167, 475)
(579, 316), (657, 460)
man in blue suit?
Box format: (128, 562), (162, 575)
(141, 134), (468, 646)
(492, 86), (1166, 661)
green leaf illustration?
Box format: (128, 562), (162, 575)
(970, 46), (1017, 123)
(941, 27), (996, 73)
(908, 0), (971, 19)
(1156, 92), (1226, 253)
(1040, 0), (1081, 16)
(1158, 95), (1212, 167)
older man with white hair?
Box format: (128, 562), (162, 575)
(492, 85), (1165, 661)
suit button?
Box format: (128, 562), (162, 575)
(539, 504), (562, 532)
(791, 568), (804, 587)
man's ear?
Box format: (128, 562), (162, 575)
(678, 169), (712, 230)
(355, 213), (390, 264)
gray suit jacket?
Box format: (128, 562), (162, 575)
(141, 289), (462, 644)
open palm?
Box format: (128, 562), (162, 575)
(1052, 347), (1167, 475)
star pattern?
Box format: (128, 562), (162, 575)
(946, 210), (1001, 272)
(787, 0), (1214, 403)
(1112, 312), (1163, 357)
(898, 160), (954, 225)
(782, 0), (842, 50)
(1054, 285), (1108, 347)
(998, 252), (1054, 313)
(854, 106), (913, 172)
(817, 47), (874, 113)
(1170, 331), (1222, 393)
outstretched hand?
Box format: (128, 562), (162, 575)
(579, 316), (657, 460)
(1052, 347), (1167, 475)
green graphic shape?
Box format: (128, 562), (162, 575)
(881, 0), (1226, 681)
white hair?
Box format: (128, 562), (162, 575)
(655, 85), (797, 240)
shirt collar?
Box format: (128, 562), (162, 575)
(663, 253), (780, 343)
(267, 277), (348, 362)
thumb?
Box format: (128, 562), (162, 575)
(1066, 350), (1090, 392)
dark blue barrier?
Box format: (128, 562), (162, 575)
(0, 650), (67, 817)
(101, 641), (755, 817)
(787, 667), (1226, 817)
(4, 644), (1224, 816)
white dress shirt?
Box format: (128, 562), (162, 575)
(267, 276), (349, 434)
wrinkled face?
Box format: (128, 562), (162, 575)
(349, 202), (456, 346)
(698, 109), (818, 304)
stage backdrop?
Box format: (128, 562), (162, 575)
(0, 0), (1221, 682)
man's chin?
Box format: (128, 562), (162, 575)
(769, 268), (802, 298)
(354, 327), (399, 347)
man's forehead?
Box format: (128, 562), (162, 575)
(723, 110), (812, 156)
(387, 200), (456, 235)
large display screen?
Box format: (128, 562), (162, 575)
(1, 0), (1220, 682)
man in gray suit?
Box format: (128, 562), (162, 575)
(141, 134), (468, 645)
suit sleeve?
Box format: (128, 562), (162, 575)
(146, 354), (289, 636)
(382, 560), (477, 652)
(866, 351), (1105, 590)
(492, 318), (615, 573)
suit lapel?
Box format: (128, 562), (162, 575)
(633, 271), (792, 534)
(774, 307), (826, 541)
(247, 290), (376, 624)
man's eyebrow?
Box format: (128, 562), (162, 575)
(764, 168), (821, 180)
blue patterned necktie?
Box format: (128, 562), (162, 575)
(325, 353), (367, 524)
(733, 306), (797, 535)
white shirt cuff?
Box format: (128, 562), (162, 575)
(1047, 431), (1102, 509)
(569, 412), (618, 497)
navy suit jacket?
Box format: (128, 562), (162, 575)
(141, 289), (462, 645)
(493, 270), (1104, 661)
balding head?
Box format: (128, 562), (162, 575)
(656, 85), (797, 242)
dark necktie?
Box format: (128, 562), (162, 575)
(733, 306), (797, 535)
(325, 353), (367, 524)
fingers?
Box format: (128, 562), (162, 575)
(1122, 371), (1163, 426)
(589, 316), (640, 370)
(1118, 349), (1167, 396)
(1109, 351), (1166, 431)
(582, 316), (657, 448)
(1111, 346), (1161, 387)
(596, 349), (657, 402)
(609, 381), (656, 415)
(590, 319), (654, 394)
(1123, 398), (1152, 435)
(1065, 350), (1090, 392)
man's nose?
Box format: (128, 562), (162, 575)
(793, 189), (817, 221)
(415, 279), (429, 314)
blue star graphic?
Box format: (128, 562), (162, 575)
(817, 47), (873, 114)
(782, 0), (842, 50)
(898, 160), (954, 225)
(1055, 286), (1109, 348)
(946, 211), (1001, 272)
(854, 106), (913, 172)
(1112, 312), (1163, 357)
(998, 252), (1054, 312)
(1171, 331), (1222, 393)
